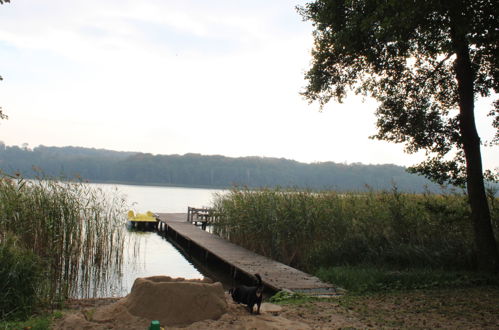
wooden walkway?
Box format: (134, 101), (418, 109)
(156, 213), (339, 296)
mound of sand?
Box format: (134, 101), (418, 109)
(123, 276), (228, 326)
(56, 276), (228, 329)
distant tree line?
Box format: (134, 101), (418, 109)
(0, 144), (448, 192)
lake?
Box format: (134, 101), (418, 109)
(91, 183), (227, 298)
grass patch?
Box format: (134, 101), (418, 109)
(0, 310), (62, 330)
(268, 290), (317, 305)
(315, 266), (499, 294)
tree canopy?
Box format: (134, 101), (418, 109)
(299, 0), (497, 183)
(0, 144), (441, 192)
(299, 0), (498, 270)
(0, 76), (6, 120)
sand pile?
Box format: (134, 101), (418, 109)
(123, 276), (228, 326)
(55, 276), (228, 329)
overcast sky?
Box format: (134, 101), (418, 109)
(0, 0), (497, 169)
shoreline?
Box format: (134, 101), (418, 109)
(54, 286), (499, 329)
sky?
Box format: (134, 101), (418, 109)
(0, 0), (497, 170)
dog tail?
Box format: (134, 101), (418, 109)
(254, 273), (262, 287)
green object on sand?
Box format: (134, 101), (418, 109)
(149, 320), (161, 330)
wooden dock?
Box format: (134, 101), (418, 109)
(156, 213), (340, 296)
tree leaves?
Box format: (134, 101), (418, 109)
(299, 0), (498, 185)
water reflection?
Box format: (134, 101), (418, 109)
(83, 183), (227, 298)
(116, 227), (203, 297)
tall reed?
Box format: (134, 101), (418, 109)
(212, 187), (498, 271)
(0, 173), (128, 306)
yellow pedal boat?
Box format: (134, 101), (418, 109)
(128, 210), (157, 223)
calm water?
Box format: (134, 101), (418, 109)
(90, 183), (226, 297)
(94, 183), (224, 213)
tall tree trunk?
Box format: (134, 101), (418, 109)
(451, 25), (499, 272)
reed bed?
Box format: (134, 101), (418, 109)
(212, 187), (498, 271)
(0, 173), (129, 318)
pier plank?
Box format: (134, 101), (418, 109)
(156, 213), (338, 295)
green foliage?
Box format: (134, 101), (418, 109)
(0, 144), (449, 192)
(0, 313), (56, 330)
(0, 234), (46, 320)
(0, 172), (129, 316)
(268, 290), (314, 305)
(0, 73), (6, 121)
(266, 267), (497, 301)
(212, 187), (498, 270)
(298, 0), (498, 185)
(315, 266), (499, 294)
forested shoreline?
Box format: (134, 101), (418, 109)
(0, 144), (445, 192)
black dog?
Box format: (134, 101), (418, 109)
(229, 273), (263, 314)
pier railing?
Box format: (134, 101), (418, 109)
(187, 207), (215, 229)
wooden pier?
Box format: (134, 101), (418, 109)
(156, 213), (339, 296)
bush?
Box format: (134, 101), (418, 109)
(0, 233), (46, 320)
